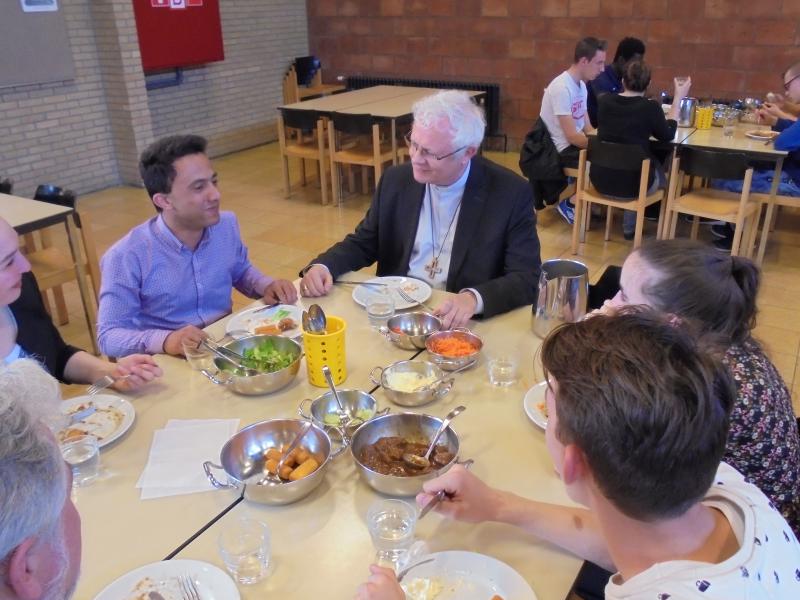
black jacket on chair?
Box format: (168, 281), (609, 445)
(304, 156), (542, 318)
(519, 118), (569, 210)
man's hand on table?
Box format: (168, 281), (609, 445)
(111, 355), (163, 391)
(163, 325), (207, 356)
(263, 279), (298, 304)
(416, 464), (503, 523)
(353, 565), (405, 600)
(434, 291), (477, 329)
(300, 264), (333, 297)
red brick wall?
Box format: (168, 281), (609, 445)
(307, 0), (800, 149)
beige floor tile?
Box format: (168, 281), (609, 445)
(753, 323), (800, 358)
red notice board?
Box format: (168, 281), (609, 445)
(132, 0), (224, 72)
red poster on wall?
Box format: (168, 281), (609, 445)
(132, 0), (224, 72)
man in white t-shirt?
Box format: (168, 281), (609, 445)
(539, 37), (607, 224)
(352, 309), (800, 600)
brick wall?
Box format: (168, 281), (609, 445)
(0, 0), (309, 197)
(307, 0), (800, 149)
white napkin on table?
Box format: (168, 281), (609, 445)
(136, 418), (239, 500)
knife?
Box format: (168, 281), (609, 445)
(69, 405), (97, 424)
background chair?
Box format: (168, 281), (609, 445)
(24, 185), (100, 325)
(571, 139), (665, 253)
(327, 112), (394, 205)
(751, 191), (800, 265)
(277, 108), (329, 205)
(662, 147), (757, 257)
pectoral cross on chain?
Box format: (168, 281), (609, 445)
(425, 257), (442, 279)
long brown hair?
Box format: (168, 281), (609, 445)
(636, 239), (759, 345)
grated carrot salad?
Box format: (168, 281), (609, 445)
(429, 337), (477, 357)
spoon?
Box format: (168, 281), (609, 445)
(308, 303), (327, 333)
(396, 557), (436, 582)
(302, 310), (312, 333)
(402, 405), (466, 469)
(258, 421), (312, 485)
(413, 359), (476, 392)
(321, 364), (350, 423)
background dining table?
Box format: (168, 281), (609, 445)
(74, 280), (582, 600)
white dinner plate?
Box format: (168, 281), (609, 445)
(59, 394), (135, 448)
(352, 276), (432, 310)
(522, 382), (548, 430)
(94, 559), (240, 600)
(401, 551), (537, 600)
(745, 129), (779, 141)
(225, 303), (303, 337)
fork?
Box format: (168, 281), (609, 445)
(178, 574), (200, 600)
(395, 287), (435, 312)
(86, 374), (130, 395)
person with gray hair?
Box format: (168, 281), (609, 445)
(301, 90), (542, 327)
(0, 359), (82, 599)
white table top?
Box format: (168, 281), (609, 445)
(0, 192), (72, 232)
(76, 284), (581, 600)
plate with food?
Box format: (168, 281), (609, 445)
(745, 129), (779, 141)
(94, 558), (239, 600)
(352, 276), (432, 310)
(225, 303), (302, 337)
(523, 382), (548, 430)
(401, 551), (537, 600)
(59, 394), (135, 448)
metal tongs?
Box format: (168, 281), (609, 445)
(200, 338), (259, 376)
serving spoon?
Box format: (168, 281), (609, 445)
(322, 364), (351, 425)
(413, 359), (476, 392)
(308, 303), (327, 333)
(402, 405), (466, 469)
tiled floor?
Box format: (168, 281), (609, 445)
(48, 143), (800, 413)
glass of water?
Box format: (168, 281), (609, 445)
(366, 498), (417, 569)
(60, 434), (100, 486)
(218, 517), (270, 585)
(487, 355), (519, 387)
(182, 339), (214, 371)
(723, 109), (737, 138)
(365, 288), (395, 329)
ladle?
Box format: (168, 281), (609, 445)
(402, 405), (466, 469)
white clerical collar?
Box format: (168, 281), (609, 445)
(430, 161), (471, 197)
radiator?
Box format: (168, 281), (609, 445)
(345, 76), (501, 136)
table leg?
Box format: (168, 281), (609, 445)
(391, 119), (398, 165)
(64, 215), (99, 355)
(755, 157), (783, 266)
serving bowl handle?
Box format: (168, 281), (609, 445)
(203, 461), (237, 490)
(376, 406), (391, 417)
(435, 378), (455, 398)
(368, 366), (384, 386)
(297, 398), (313, 420)
(201, 369), (231, 386)
(453, 327), (472, 334)
(330, 430), (351, 458)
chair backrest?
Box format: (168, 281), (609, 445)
(0, 178), (12, 194)
(34, 184), (76, 209)
(294, 56), (321, 86)
(677, 147), (750, 180)
(330, 112), (376, 136)
(587, 138), (648, 172)
(281, 108), (321, 132)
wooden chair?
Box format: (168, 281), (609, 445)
(571, 139), (666, 253)
(327, 112), (394, 204)
(282, 62), (344, 104)
(752, 191), (800, 264)
(25, 187), (101, 325)
(277, 108), (329, 205)
(662, 147), (758, 257)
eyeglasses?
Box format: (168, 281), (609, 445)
(404, 132), (466, 161)
(784, 73), (800, 91)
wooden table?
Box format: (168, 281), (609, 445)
(77, 283), (582, 599)
(280, 85), (433, 114)
(679, 125), (788, 263)
(0, 192), (98, 353)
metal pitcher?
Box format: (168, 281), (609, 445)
(532, 259), (589, 338)
(677, 97), (698, 127)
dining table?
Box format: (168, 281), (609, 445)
(74, 280), (582, 600)
(0, 191), (98, 353)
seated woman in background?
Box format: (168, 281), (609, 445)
(608, 238), (799, 535)
(590, 60), (691, 239)
(0, 216), (161, 390)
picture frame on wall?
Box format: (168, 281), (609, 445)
(20, 0), (58, 13)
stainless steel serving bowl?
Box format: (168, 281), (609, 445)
(425, 328), (482, 371)
(350, 412), (460, 496)
(202, 334), (302, 395)
(379, 312), (441, 350)
(298, 389), (387, 438)
(369, 360), (452, 407)
(203, 419), (334, 505)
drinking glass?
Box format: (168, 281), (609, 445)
(722, 110), (736, 138)
(675, 75), (689, 86)
(366, 498), (417, 569)
(487, 355), (519, 387)
(365, 288), (395, 329)
(218, 518), (271, 585)
(182, 339), (214, 371)
(60, 434), (100, 486)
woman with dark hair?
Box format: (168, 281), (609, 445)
(608, 239), (800, 535)
(590, 60), (691, 239)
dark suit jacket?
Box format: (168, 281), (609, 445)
(306, 156), (542, 318)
